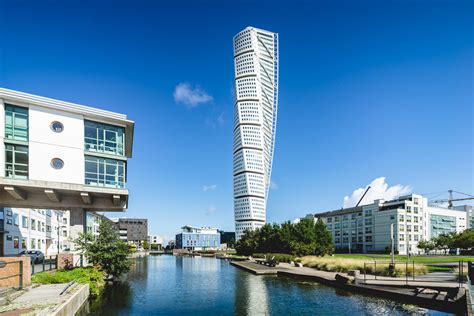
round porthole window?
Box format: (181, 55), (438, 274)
(50, 121), (64, 133)
(51, 158), (64, 170)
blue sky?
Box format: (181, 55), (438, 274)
(1, 0), (472, 240)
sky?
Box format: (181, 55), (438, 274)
(0, 0), (472, 241)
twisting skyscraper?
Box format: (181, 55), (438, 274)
(233, 27), (279, 240)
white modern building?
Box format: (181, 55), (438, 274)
(148, 234), (164, 250)
(454, 205), (474, 229)
(0, 88), (134, 249)
(0, 207), (69, 256)
(307, 194), (467, 255)
(232, 27), (279, 240)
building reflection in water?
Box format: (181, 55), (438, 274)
(234, 271), (269, 315)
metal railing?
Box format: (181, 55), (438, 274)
(0, 260), (23, 289)
(360, 260), (466, 287)
(31, 255), (58, 275)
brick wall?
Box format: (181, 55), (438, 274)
(0, 256), (31, 288)
(57, 253), (74, 270)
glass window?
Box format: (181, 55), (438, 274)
(84, 120), (125, 156)
(5, 104), (28, 141)
(22, 216), (28, 228)
(13, 213), (18, 226)
(5, 144), (28, 179)
(85, 155), (126, 188)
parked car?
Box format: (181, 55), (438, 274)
(19, 250), (45, 264)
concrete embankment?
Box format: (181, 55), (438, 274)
(51, 283), (89, 316)
(0, 283), (89, 315)
(230, 260), (466, 314)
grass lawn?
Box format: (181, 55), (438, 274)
(333, 254), (474, 264)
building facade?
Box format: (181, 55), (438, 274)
(148, 235), (164, 250)
(454, 205), (474, 229)
(309, 194), (466, 255)
(0, 88), (134, 247)
(232, 27), (279, 240)
(111, 218), (148, 246)
(0, 207), (69, 256)
(175, 225), (220, 250)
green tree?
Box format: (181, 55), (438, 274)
(235, 229), (259, 256)
(433, 233), (455, 254)
(452, 229), (474, 250)
(143, 240), (150, 250)
(417, 239), (435, 254)
(289, 219), (317, 256)
(74, 220), (131, 279)
(314, 219), (334, 256)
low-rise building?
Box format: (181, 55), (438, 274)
(175, 225), (220, 250)
(307, 194), (466, 255)
(148, 235), (164, 250)
(110, 217), (148, 246)
(0, 207), (68, 256)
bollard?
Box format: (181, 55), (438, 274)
(19, 261), (23, 289)
(364, 262), (366, 283)
(374, 261), (377, 280)
(405, 261), (408, 286)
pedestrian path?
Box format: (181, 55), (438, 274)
(0, 283), (80, 315)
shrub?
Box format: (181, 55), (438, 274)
(300, 256), (427, 276)
(32, 267), (105, 297)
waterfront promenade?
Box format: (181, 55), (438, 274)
(231, 260), (466, 314)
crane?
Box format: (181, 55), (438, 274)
(356, 186), (371, 207)
(429, 190), (474, 208)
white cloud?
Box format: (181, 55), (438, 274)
(206, 205), (217, 216)
(270, 181), (279, 190)
(343, 177), (412, 208)
(202, 184), (217, 192)
(173, 83), (213, 107)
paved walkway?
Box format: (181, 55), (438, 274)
(0, 284), (78, 315)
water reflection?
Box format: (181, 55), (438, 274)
(235, 272), (269, 315)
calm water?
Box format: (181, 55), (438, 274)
(80, 255), (452, 316)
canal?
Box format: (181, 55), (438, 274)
(79, 255), (452, 315)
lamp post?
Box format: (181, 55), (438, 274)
(388, 223), (395, 276)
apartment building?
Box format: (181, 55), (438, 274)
(110, 218), (148, 246)
(0, 88), (134, 245)
(0, 207), (69, 256)
(175, 225), (220, 250)
(307, 194), (466, 255)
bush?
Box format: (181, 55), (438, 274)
(32, 267), (105, 297)
(253, 253), (296, 263)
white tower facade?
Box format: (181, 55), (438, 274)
(233, 27), (279, 240)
